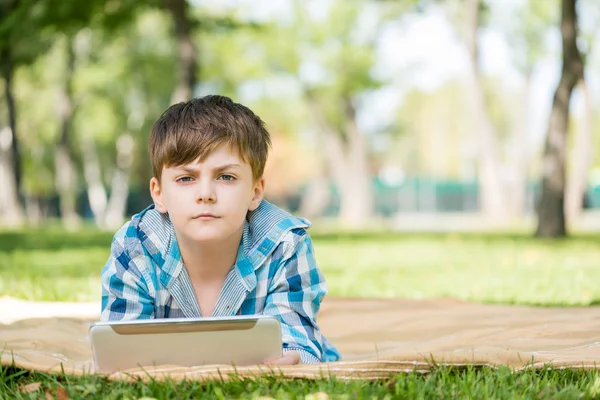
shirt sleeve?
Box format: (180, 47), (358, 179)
(262, 230), (328, 364)
(100, 233), (155, 321)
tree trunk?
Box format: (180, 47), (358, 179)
(339, 96), (373, 227)
(535, 0), (583, 238)
(82, 138), (108, 225)
(306, 98), (347, 218)
(55, 39), (80, 230)
(0, 127), (23, 226)
(466, 0), (507, 220)
(565, 77), (592, 224)
(25, 195), (43, 226)
(0, 48), (24, 226)
(304, 92), (373, 228)
(2, 49), (21, 195)
(81, 134), (134, 230)
(103, 134), (134, 229)
(508, 73), (532, 217)
(165, 0), (197, 104)
(298, 173), (331, 220)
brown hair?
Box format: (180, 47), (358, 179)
(149, 95), (271, 181)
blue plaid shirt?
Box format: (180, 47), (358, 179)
(100, 199), (340, 364)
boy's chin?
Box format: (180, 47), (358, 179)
(186, 232), (224, 243)
(182, 227), (231, 243)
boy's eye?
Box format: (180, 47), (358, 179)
(177, 176), (193, 183)
(218, 174), (235, 181)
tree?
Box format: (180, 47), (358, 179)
(43, 1), (144, 229)
(535, 0), (584, 237)
(565, 78), (592, 223)
(75, 10), (177, 229)
(196, 0), (390, 227)
(3, 0), (256, 228)
(271, 0), (407, 227)
(419, 0), (510, 219)
(0, 0), (145, 227)
(463, 0), (508, 220)
(506, 0), (559, 218)
(0, 50), (23, 226)
(565, 0), (599, 223)
(54, 36), (80, 228)
(0, 0), (40, 226)
(164, 0), (197, 104)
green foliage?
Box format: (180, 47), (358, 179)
(196, 0), (411, 165)
(287, 0), (387, 127)
(0, 0), (148, 66)
(578, 0), (600, 59)
(12, 45), (62, 196)
(506, 0), (560, 74)
(12, 7), (178, 196)
(5, 0), (274, 206)
(392, 81), (470, 177)
(199, 22), (273, 94)
(427, 0), (492, 42)
(2, 0), (599, 229)
(70, 10), (176, 167)
(481, 76), (520, 143)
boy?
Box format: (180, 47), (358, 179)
(100, 95), (340, 365)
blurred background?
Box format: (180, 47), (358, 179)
(2, 0), (600, 306)
(0, 0), (599, 237)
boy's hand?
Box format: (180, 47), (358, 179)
(264, 351), (301, 365)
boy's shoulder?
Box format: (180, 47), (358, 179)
(246, 200), (311, 241)
(110, 204), (174, 257)
(112, 200), (312, 260)
(245, 201), (314, 265)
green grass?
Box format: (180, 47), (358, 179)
(0, 228), (112, 302)
(2, 228), (600, 397)
(1, 229), (600, 305)
(2, 364), (600, 399)
(317, 232), (600, 306)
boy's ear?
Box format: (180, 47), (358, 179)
(248, 178), (265, 211)
(150, 177), (168, 213)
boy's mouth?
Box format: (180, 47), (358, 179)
(193, 213), (219, 220)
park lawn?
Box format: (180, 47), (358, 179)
(2, 364), (600, 399)
(0, 228), (599, 305)
(2, 228), (600, 398)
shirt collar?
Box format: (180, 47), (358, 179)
(135, 199), (311, 289)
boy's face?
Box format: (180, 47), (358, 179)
(149, 144), (264, 243)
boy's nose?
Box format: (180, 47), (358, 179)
(195, 181), (216, 203)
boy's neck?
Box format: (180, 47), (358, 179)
(176, 224), (244, 282)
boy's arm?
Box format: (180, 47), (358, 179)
(263, 230), (328, 364)
(100, 235), (155, 321)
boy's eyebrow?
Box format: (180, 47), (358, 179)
(176, 164), (242, 173)
(212, 163), (242, 172)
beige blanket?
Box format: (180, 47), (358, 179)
(1, 297), (599, 381)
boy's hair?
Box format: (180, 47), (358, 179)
(149, 95), (271, 181)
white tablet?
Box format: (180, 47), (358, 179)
(89, 315), (282, 373)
